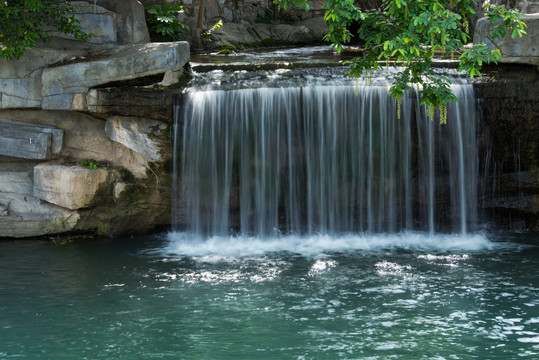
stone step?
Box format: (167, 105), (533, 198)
(0, 118), (63, 160)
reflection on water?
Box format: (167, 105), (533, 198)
(0, 233), (537, 359)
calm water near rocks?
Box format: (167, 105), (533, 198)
(1, 232), (537, 359)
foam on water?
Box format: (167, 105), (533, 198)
(163, 231), (504, 258)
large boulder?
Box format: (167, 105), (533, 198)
(33, 163), (110, 210)
(474, 13), (539, 66)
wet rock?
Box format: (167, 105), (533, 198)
(86, 88), (176, 122)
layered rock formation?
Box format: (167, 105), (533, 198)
(0, 0), (188, 238)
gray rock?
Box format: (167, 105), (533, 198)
(105, 116), (167, 162)
(0, 118), (63, 160)
(49, 2), (118, 44)
(0, 202), (9, 216)
(93, 0), (151, 44)
(210, 23), (260, 46)
(33, 163), (110, 210)
(474, 13), (539, 66)
(41, 42), (190, 110)
(0, 192), (80, 238)
(49, 1), (151, 45)
(0, 161), (35, 196)
(0, 110), (154, 179)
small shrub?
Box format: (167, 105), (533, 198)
(145, 3), (189, 41)
(80, 159), (98, 170)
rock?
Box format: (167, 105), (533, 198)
(86, 88), (176, 121)
(0, 40), (189, 111)
(297, 17), (329, 41)
(91, 0), (151, 45)
(105, 116), (167, 162)
(0, 202), (8, 216)
(0, 192), (80, 238)
(113, 182), (128, 202)
(0, 118), (64, 160)
(474, 13), (539, 66)
(67, 1), (119, 44)
(49, 1), (150, 45)
(0, 110), (155, 179)
(0, 39), (91, 109)
(210, 23), (260, 47)
(33, 163), (110, 210)
(41, 42), (190, 110)
(0, 161), (35, 196)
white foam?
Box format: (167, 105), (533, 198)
(161, 231), (503, 258)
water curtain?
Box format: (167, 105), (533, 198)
(173, 79), (477, 236)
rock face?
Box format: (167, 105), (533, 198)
(0, 0), (190, 112)
(475, 65), (539, 231)
(105, 116), (167, 162)
(0, 0), (182, 238)
(52, 0), (150, 45)
(207, 17), (328, 48)
(474, 13), (539, 66)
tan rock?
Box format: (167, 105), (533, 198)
(33, 163), (110, 210)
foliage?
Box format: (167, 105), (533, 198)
(145, 3), (189, 41)
(80, 159), (98, 170)
(202, 19), (223, 42)
(0, 0), (90, 60)
(275, 0), (527, 121)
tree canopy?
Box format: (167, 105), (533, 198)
(276, 0), (527, 122)
(0, 0), (90, 60)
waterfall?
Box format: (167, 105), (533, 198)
(172, 76), (478, 237)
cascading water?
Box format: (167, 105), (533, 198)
(172, 68), (478, 237)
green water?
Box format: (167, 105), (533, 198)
(1, 232), (538, 359)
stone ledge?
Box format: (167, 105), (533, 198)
(0, 193), (79, 238)
(0, 41), (190, 111)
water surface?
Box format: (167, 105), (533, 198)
(1, 232), (537, 359)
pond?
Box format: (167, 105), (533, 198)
(1, 232), (537, 359)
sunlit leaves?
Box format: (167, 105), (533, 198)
(0, 0), (90, 60)
(275, 0), (527, 112)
